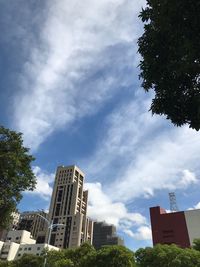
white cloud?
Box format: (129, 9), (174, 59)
(194, 202), (200, 209)
(26, 166), (54, 200)
(123, 226), (152, 241)
(84, 93), (200, 204)
(177, 170), (198, 188)
(13, 0), (145, 151)
(85, 182), (150, 240)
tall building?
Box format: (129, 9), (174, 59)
(48, 165), (93, 249)
(17, 211), (48, 243)
(150, 206), (200, 248)
(93, 221), (124, 249)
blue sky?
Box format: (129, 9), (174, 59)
(1, 0), (200, 251)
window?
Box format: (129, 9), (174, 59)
(28, 247), (31, 251)
(19, 248), (22, 251)
(37, 247), (41, 250)
(24, 248), (27, 251)
(16, 237), (19, 240)
(18, 254), (21, 257)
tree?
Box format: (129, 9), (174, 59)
(193, 238), (200, 251)
(135, 244), (200, 267)
(0, 126), (36, 228)
(138, 0), (200, 130)
(0, 260), (11, 267)
(63, 242), (96, 267)
(94, 245), (136, 267)
(54, 259), (74, 267)
(12, 254), (43, 267)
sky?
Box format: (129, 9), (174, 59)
(1, 0), (200, 251)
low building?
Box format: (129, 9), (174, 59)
(93, 222), (124, 249)
(0, 242), (20, 261)
(16, 243), (59, 259)
(0, 230), (59, 261)
(5, 229), (36, 244)
(150, 206), (200, 248)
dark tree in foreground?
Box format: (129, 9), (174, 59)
(0, 126), (36, 228)
(138, 0), (200, 130)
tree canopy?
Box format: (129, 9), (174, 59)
(0, 126), (36, 228)
(138, 0), (200, 130)
(2, 243), (200, 267)
(135, 244), (200, 267)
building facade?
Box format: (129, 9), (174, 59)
(150, 206), (200, 248)
(0, 230), (58, 261)
(48, 165), (93, 249)
(93, 222), (124, 249)
(17, 210), (48, 242)
(0, 211), (20, 242)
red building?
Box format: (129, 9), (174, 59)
(150, 206), (200, 248)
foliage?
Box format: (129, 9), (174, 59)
(54, 259), (74, 267)
(11, 254), (43, 267)
(193, 238), (200, 251)
(47, 243), (96, 267)
(138, 0), (200, 130)
(0, 126), (36, 228)
(0, 260), (11, 267)
(94, 245), (136, 267)
(135, 244), (200, 267)
(4, 243), (200, 267)
(45, 243), (135, 267)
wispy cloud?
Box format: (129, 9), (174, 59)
(84, 92), (200, 204)
(12, 0), (145, 151)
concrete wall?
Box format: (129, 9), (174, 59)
(0, 242), (20, 261)
(16, 243), (59, 259)
(6, 230), (36, 244)
(184, 209), (200, 246)
(0, 241), (4, 253)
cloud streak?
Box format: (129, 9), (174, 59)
(13, 0), (145, 151)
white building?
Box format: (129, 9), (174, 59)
(0, 230), (59, 261)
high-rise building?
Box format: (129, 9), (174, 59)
(48, 165), (93, 249)
(150, 206), (200, 248)
(93, 221), (124, 249)
(17, 211), (48, 243)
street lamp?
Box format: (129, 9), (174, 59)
(37, 213), (64, 267)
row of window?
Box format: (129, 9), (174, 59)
(7, 237), (20, 241)
(19, 246), (41, 251)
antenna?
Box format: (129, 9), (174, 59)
(169, 192), (179, 212)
